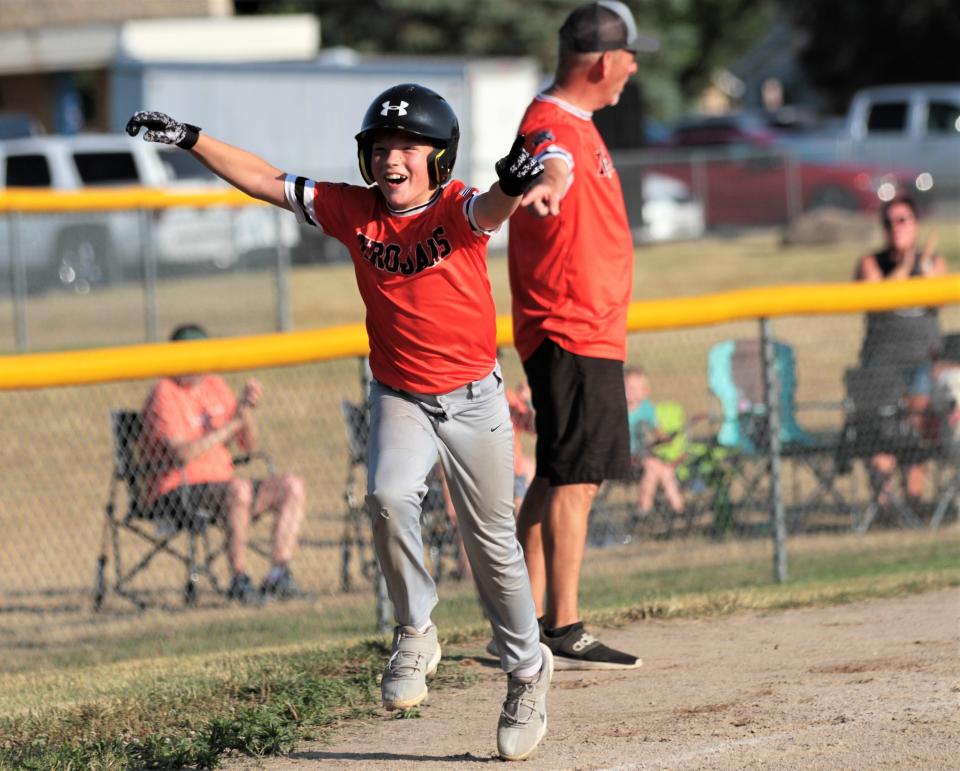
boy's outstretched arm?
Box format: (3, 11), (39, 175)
(472, 135), (545, 230)
(126, 111), (289, 210)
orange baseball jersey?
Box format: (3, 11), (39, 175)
(508, 94), (634, 363)
(284, 177), (498, 393)
(140, 375), (237, 503)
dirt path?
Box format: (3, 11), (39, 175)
(225, 590), (959, 770)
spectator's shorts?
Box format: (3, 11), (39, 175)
(905, 362), (933, 397)
(143, 481), (259, 532)
(523, 338), (631, 485)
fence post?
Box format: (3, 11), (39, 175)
(760, 317), (788, 582)
(138, 209), (159, 342)
(274, 208), (292, 332)
(9, 211), (28, 351)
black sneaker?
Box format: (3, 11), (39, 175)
(260, 566), (300, 599)
(541, 621), (642, 671)
(226, 572), (259, 605)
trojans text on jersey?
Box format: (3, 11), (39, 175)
(356, 227), (453, 275)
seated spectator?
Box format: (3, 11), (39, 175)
(854, 194), (948, 505)
(624, 367), (684, 519)
(140, 324), (307, 604)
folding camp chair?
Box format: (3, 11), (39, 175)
(629, 401), (718, 539)
(835, 366), (937, 533)
(707, 339), (847, 529)
(708, 338), (814, 452)
(589, 402), (725, 543)
(93, 409), (272, 610)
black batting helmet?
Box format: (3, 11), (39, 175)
(355, 83), (460, 186)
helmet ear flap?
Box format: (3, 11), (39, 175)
(357, 139), (375, 185)
(426, 147), (444, 186)
(427, 137), (458, 185)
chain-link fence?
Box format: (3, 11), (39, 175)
(614, 146), (958, 241)
(0, 189), (304, 352)
(4, 151), (958, 353)
(0, 280), (956, 669)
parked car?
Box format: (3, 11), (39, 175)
(649, 113), (928, 228)
(834, 83), (959, 200)
(668, 112), (779, 149)
(0, 134), (299, 293)
(636, 172), (705, 243)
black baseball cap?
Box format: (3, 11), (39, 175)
(559, 1), (660, 55)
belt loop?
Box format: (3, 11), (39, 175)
(467, 382), (474, 400)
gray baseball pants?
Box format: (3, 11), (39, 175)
(365, 364), (541, 674)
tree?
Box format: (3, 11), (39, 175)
(784, 0), (960, 113)
(235, 0), (774, 120)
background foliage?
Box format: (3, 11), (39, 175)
(236, 0), (776, 120)
(784, 0), (960, 113)
(235, 1), (960, 122)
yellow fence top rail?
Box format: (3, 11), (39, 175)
(0, 276), (956, 390)
(626, 275), (960, 331)
(0, 187), (265, 212)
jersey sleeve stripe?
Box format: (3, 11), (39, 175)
(538, 145), (574, 171)
(283, 173), (322, 230)
(463, 191), (498, 236)
(537, 146), (574, 199)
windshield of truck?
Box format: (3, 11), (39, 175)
(866, 103), (907, 133)
(927, 101), (960, 135)
(4, 154), (52, 186)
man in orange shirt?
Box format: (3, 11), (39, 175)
(508, 2), (657, 671)
(140, 324), (306, 604)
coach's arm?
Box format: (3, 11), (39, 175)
(472, 135), (549, 230)
(518, 157), (566, 218)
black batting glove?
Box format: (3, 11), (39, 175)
(125, 111), (201, 150)
(495, 135), (544, 197)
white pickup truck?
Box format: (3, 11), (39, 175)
(0, 134), (300, 294)
(786, 83), (960, 203)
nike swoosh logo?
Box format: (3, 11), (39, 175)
(490, 423), (503, 432)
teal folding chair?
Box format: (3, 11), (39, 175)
(707, 339), (846, 529)
(707, 339), (813, 452)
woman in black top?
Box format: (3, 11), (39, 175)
(854, 194), (948, 504)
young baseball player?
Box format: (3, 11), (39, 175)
(127, 83), (552, 761)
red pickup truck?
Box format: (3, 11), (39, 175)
(644, 114), (926, 228)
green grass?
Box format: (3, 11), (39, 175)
(5, 215), (958, 355)
(1, 220), (958, 768)
(1, 530), (956, 770)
